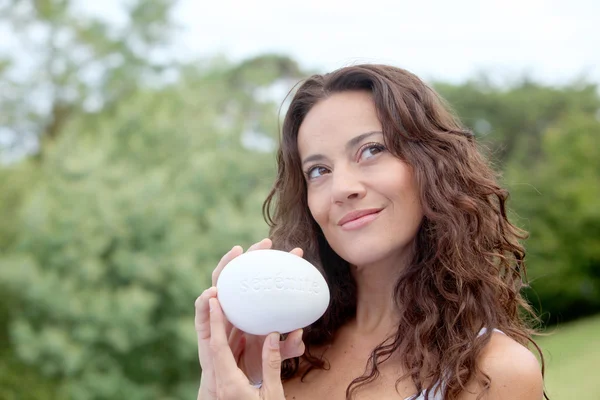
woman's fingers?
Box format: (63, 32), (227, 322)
(195, 287), (218, 339)
(228, 327), (246, 364)
(279, 328), (305, 360)
(247, 238), (272, 252)
(199, 241), (306, 400)
(209, 298), (246, 387)
(289, 247), (303, 258)
(260, 333), (286, 399)
(212, 246), (243, 287)
(196, 287), (218, 399)
(261, 328), (303, 398)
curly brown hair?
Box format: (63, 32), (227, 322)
(262, 64), (547, 400)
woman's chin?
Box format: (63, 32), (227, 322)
(332, 240), (414, 272)
(337, 248), (392, 270)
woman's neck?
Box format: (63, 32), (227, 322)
(349, 250), (411, 336)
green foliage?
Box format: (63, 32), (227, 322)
(1, 3), (306, 396)
(0, 56), (302, 397)
(0, 290), (64, 400)
(435, 78), (600, 323)
(0, 163), (38, 251)
(507, 112), (600, 322)
(0, 0), (178, 159)
(434, 78), (600, 166)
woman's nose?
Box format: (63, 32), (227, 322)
(330, 167), (366, 204)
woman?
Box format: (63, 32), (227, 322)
(195, 64), (548, 399)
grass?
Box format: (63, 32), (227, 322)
(537, 314), (600, 400)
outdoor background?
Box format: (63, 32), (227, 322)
(0, 0), (598, 399)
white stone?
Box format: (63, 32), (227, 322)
(216, 249), (330, 335)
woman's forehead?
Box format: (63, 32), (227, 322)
(297, 92), (382, 155)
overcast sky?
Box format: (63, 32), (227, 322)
(3, 0), (595, 85)
(74, 0), (600, 84)
(1, 0), (598, 161)
(170, 0), (599, 84)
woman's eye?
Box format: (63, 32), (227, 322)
(359, 144), (385, 161)
(307, 166), (329, 180)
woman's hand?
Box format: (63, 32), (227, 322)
(205, 295), (289, 399)
(195, 239), (305, 399)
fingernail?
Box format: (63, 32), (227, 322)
(209, 298), (216, 313)
(270, 333), (280, 349)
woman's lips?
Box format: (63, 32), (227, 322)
(339, 209), (382, 231)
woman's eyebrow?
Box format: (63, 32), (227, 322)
(345, 131), (382, 151)
(301, 131), (383, 167)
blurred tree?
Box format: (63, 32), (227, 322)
(434, 78), (600, 166)
(0, 0), (179, 161)
(435, 78), (600, 324)
(0, 50), (306, 398)
(506, 112), (600, 324)
(0, 0), (179, 395)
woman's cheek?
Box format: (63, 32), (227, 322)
(307, 193), (324, 224)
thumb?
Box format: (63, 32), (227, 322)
(260, 332), (285, 398)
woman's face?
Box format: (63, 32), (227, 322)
(297, 90), (424, 268)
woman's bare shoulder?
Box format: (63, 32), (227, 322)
(458, 331), (544, 400)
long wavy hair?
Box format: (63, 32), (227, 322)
(262, 64), (547, 400)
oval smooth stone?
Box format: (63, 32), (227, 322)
(216, 249), (330, 335)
